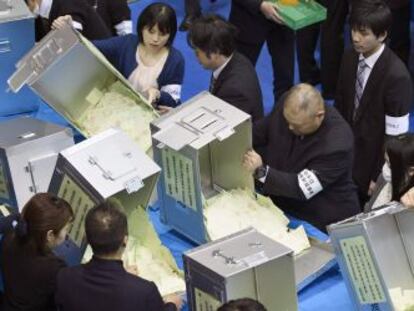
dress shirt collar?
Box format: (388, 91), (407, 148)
(213, 54), (233, 79)
(359, 43), (385, 69)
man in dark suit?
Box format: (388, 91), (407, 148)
(26, 0), (111, 41)
(188, 14), (264, 122)
(243, 84), (360, 232)
(335, 0), (412, 205)
(229, 0), (295, 103)
(55, 202), (181, 311)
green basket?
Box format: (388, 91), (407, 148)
(271, 0), (327, 31)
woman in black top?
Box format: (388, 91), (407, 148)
(0, 193), (73, 311)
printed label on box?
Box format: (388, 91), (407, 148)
(340, 236), (387, 304)
(58, 174), (95, 247)
(161, 147), (197, 211)
(194, 287), (222, 311)
(0, 161), (10, 200)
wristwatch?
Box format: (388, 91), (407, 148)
(254, 165), (268, 180)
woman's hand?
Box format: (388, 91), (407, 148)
(147, 87), (161, 106)
(157, 105), (172, 115)
(51, 15), (73, 30)
(164, 294), (183, 310)
(401, 187), (414, 208)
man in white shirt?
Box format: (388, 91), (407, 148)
(335, 0), (412, 206)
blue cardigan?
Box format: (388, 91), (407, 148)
(94, 34), (185, 107)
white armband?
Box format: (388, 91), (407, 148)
(385, 113), (409, 136)
(298, 169), (323, 199)
(115, 20), (133, 36)
(72, 21), (83, 31)
(160, 84), (182, 102)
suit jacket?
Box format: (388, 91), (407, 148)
(229, 0), (273, 44)
(35, 0), (111, 41)
(212, 52), (264, 122)
(254, 104), (360, 231)
(55, 256), (176, 311)
(335, 46), (412, 195)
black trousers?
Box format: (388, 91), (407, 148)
(389, 4), (411, 66)
(236, 25), (295, 102)
(296, 22), (321, 84)
(184, 0), (201, 16)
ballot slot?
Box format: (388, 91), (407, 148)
(8, 25), (158, 153)
(328, 205), (414, 311)
(0, 117), (74, 211)
(48, 129), (186, 297)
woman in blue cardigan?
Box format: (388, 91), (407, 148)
(94, 2), (185, 113)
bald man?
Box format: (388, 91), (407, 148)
(243, 84), (360, 232)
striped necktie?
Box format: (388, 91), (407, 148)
(209, 74), (217, 93)
(354, 59), (368, 119)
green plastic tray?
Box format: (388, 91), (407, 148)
(271, 0), (327, 31)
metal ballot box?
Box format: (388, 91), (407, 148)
(8, 25), (158, 152)
(0, 0), (37, 116)
(151, 92), (253, 244)
(328, 203), (414, 311)
(0, 117), (73, 211)
(184, 227), (298, 311)
(48, 128), (160, 264)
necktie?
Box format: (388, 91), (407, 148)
(209, 74), (216, 93)
(354, 59), (368, 119)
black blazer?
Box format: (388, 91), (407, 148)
(254, 104), (360, 231)
(0, 233), (66, 311)
(212, 52), (264, 122)
(35, 0), (111, 41)
(335, 46), (412, 194)
(55, 256), (177, 311)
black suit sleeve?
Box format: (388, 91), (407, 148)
(108, 0), (131, 27)
(262, 150), (352, 201)
(233, 0), (263, 13)
(146, 282), (177, 311)
(253, 113), (270, 147)
(334, 54), (346, 116)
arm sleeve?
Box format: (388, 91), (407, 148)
(93, 36), (124, 67)
(146, 282), (177, 311)
(158, 52), (185, 108)
(109, 0), (132, 35)
(263, 150), (352, 201)
(252, 114), (270, 147)
(233, 0), (264, 13)
(334, 54), (346, 115)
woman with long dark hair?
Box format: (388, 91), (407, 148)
(0, 193), (73, 311)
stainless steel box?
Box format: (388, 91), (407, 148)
(48, 128), (160, 264)
(184, 227), (298, 311)
(328, 203), (414, 311)
(8, 25), (158, 152)
(151, 92), (254, 244)
(0, 117), (73, 211)
(0, 0), (37, 116)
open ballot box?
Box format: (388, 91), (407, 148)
(184, 228), (298, 311)
(0, 117), (73, 211)
(151, 92), (336, 291)
(48, 129), (185, 296)
(0, 0), (38, 115)
(7, 25), (158, 153)
(270, 0), (327, 31)
(328, 203), (414, 311)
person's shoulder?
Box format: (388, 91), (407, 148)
(383, 47), (411, 79)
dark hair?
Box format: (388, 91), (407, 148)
(136, 2), (177, 47)
(349, 0), (392, 39)
(385, 134), (414, 201)
(217, 298), (267, 311)
(85, 201), (128, 257)
(187, 14), (237, 57)
(17, 193), (73, 255)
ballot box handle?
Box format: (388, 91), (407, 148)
(0, 39), (11, 54)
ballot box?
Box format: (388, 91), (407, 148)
(0, 0), (38, 116)
(8, 25), (158, 153)
(328, 203), (414, 311)
(152, 92), (336, 291)
(270, 0), (327, 30)
(0, 117), (73, 211)
(184, 227), (298, 311)
(48, 128), (185, 296)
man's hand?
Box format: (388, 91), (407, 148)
(51, 15), (73, 30)
(367, 180), (376, 196)
(164, 294), (183, 310)
(260, 2), (284, 24)
(401, 187), (414, 208)
(243, 149), (263, 174)
(125, 264), (139, 276)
